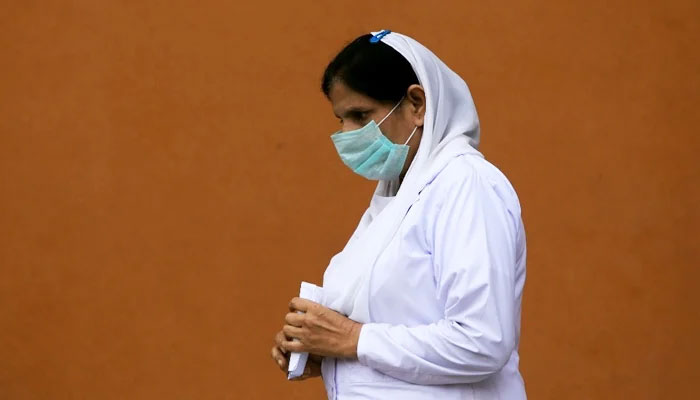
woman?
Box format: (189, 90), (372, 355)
(271, 30), (527, 399)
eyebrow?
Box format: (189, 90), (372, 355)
(334, 106), (372, 119)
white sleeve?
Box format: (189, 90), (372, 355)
(356, 168), (519, 385)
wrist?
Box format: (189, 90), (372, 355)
(344, 321), (363, 359)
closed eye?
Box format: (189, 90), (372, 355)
(349, 111), (368, 122)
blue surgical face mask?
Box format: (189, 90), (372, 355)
(330, 97), (419, 181)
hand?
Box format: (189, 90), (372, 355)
(270, 330), (322, 380)
(271, 329), (291, 372)
(292, 353), (323, 381)
(280, 297), (362, 359)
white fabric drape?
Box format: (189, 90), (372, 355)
(322, 31), (483, 323)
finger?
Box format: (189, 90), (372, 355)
(274, 331), (287, 352)
(288, 297), (316, 313)
(271, 346), (288, 371)
(281, 337), (304, 353)
(282, 324), (304, 340)
(271, 345), (285, 362)
(284, 312), (304, 327)
(270, 346), (281, 365)
(276, 329), (296, 350)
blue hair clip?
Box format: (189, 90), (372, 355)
(370, 29), (391, 43)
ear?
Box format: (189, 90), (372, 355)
(405, 84), (426, 127)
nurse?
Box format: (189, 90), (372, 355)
(271, 30), (527, 399)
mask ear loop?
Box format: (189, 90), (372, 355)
(403, 125), (419, 145)
(377, 95), (406, 126)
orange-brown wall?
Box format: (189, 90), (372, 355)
(1, 1), (698, 399)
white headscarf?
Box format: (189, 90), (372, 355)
(322, 31), (483, 323)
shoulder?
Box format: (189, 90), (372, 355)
(417, 155), (525, 255)
(421, 154), (522, 216)
(423, 153), (516, 196)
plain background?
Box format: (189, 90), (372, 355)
(1, 1), (698, 399)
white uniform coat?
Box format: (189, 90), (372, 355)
(319, 30), (527, 399)
(321, 153), (527, 399)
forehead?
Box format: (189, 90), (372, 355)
(328, 81), (380, 116)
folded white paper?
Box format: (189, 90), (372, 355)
(287, 281), (324, 380)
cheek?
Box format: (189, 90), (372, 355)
(383, 115), (412, 142)
(379, 122), (400, 142)
(341, 121), (363, 132)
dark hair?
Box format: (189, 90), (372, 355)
(321, 34), (419, 104)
